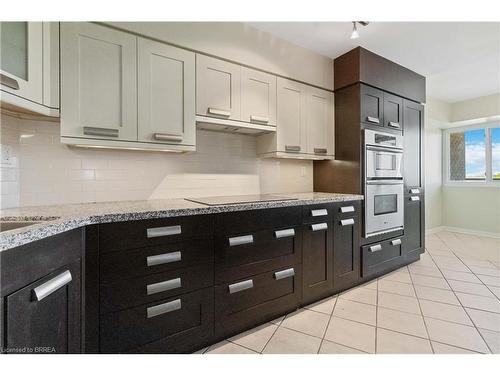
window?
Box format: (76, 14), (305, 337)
(445, 124), (500, 184)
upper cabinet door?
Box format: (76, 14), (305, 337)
(196, 54), (241, 121)
(276, 77), (307, 153)
(60, 22), (137, 141)
(403, 100), (424, 190)
(0, 22), (43, 103)
(138, 38), (195, 146)
(383, 92), (403, 131)
(360, 84), (384, 127)
(240, 67), (276, 126)
(306, 87), (334, 156)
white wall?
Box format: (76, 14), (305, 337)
(0, 113), (313, 208)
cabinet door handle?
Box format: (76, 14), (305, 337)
(229, 234), (254, 247)
(311, 222), (328, 231)
(366, 116), (380, 124)
(285, 145), (301, 152)
(410, 196), (420, 201)
(391, 239), (402, 246)
(147, 277), (182, 295)
(340, 206), (355, 213)
(207, 107), (231, 117)
(146, 251), (181, 267)
(410, 188), (420, 194)
(0, 73), (20, 90)
(250, 115), (269, 124)
(147, 225), (182, 238)
(147, 299), (181, 318)
(311, 209), (328, 217)
(229, 279), (254, 294)
(340, 218), (355, 226)
(33, 270), (72, 301)
(154, 133), (183, 142)
(274, 268), (295, 280)
(314, 148), (328, 154)
(83, 126), (119, 138)
(369, 244), (382, 252)
(274, 228), (295, 239)
(388, 121), (401, 129)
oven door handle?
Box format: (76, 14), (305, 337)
(365, 180), (404, 185)
(366, 145), (403, 153)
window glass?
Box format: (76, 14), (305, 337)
(449, 128), (486, 181)
(492, 127), (500, 181)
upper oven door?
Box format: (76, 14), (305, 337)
(366, 146), (403, 180)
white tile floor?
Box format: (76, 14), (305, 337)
(196, 231), (500, 354)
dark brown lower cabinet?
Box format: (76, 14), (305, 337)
(403, 194), (425, 257)
(214, 265), (302, 339)
(362, 237), (403, 278)
(5, 260), (82, 354)
(332, 214), (360, 292)
(302, 220), (333, 304)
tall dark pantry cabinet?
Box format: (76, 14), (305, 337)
(314, 47), (426, 282)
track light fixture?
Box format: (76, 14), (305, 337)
(351, 21), (369, 39)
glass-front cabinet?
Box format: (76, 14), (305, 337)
(0, 22), (59, 116)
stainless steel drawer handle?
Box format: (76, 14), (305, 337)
(391, 239), (402, 246)
(229, 279), (254, 294)
(229, 234), (254, 247)
(33, 270), (72, 301)
(154, 133), (183, 142)
(1, 73), (20, 90)
(147, 225), (182, 238)
(369, 244), (382, 253)
(388, 121), (401, 128)
(208, 107), (231, 117)
(340, 206), (355, 213)
(285, 145), (301, 152)
(274, 268), (295, 280)
(410, 188), (420, 194)
(274, 228), (295, 239)
(366, 116), (380, 124)
(83, 126), (119, 138)
(250, 115), (269, 124)
(147, 277), (182, 295)
(311, 209), (328, 217)
(311, 222), (328, 231)
(340, 218), (355, 226)
(410, 196), (420, 201)
(147, 299), (181, 318)
(147, 251), (181, 267)
(314, 148), (328, 154)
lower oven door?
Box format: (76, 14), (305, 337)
(365, 181), (404, 237)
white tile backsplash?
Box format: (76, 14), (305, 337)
(0, 113), (313, 209)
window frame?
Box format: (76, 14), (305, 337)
(443, 122), (499, 187)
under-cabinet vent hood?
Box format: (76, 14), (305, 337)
(196, 115), (277, 135)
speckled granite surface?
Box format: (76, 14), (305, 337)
(0, 192), (363, 251)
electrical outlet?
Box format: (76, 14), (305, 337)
(301, 166), (307, 177)
(0, 145), (14, 167)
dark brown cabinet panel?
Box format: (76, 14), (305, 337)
(383, 92), (404, 131)
(214, 265), (301, 338)
(362, 237), (403, 278)
(403, 100), (424, 191)
(5, 261), (82, 354)
(332, 209), (361, 292)
(361, 85), (384, 127)
(403, 195), (424, 257)
(100, 288), (214, 353)
(302, 221), (333, 303)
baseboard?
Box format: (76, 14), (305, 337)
(426, 226), (500, 239)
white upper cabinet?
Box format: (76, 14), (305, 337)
(0, 22), (59, 116)
(196, 54), (240, 121)
(61, 22), (138, 142)
(240, 67), (276, 126)
(306, 87), (334, 156)
(138, 38), (195, 146)
(276, 77), (307, 154)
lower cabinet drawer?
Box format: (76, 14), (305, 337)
(100, 263), (213, 314)
(214, 264), (302, 338)
(362, 237), (403, 278)
(100, 288), (214, 353)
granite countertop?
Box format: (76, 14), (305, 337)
(0, 192), (363, 251)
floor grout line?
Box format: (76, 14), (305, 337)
(316, 294), (339, 354)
